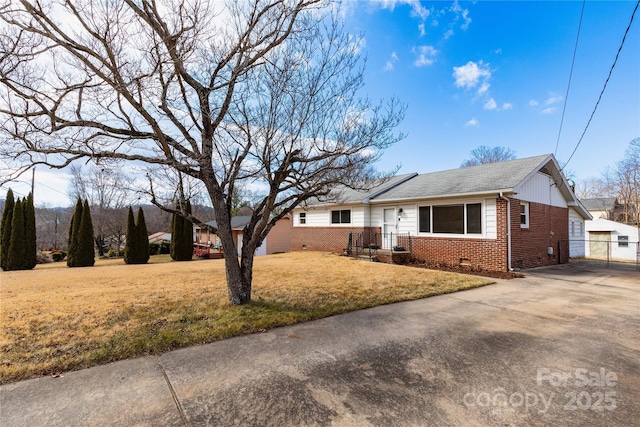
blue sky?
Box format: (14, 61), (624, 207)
(342, 0), (639, 178)
(3, 0), (639, 207)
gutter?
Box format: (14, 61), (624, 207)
(499, 192), (512, 271)
(369, 188), (516, 204)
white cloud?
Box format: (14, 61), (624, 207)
(465, 118), (479, 127)
(443, 28), (454, 40)
(542, 107), (557, 114)
(413, 45), (438, 67)
(484, 98), (497, 110)
(484, 98), (513, 112)
(529, 99), (539, 107)
(545, 95), (563, 105)
(453, 61), (491, 93)
(461, 9), (472, 30)
(348, 34), (366, 55)
(450, 0), (471, 31)
(493, 48), (502, 55)
(379, 0), (430, 20)
(418, 22), (425, 36)
(477, 81), (490, 95)
(383, 52), (398, 71)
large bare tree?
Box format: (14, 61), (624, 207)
(0, 0), (404, 304)
(605, 138), (640, 225)
(460, 146), (516, 167)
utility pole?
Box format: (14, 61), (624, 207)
(31, 167), (35, 196)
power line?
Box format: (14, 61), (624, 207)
(554, 0), (586, 157)
(562, 0), (640, 170)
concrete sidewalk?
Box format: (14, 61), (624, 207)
(2, 261), (639, 426)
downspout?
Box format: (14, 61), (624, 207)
(499, 192), (512, 271)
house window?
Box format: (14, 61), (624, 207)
(570, 221), (575, 237)
(433, 205), (464, 234)
(331, 209), (351, 224)
(418, 206), (431, 233)
(299, 212), (306, 225)
(466, 203), (482, 234)
(427, 203), (482, 235)
(520, 202), (529, 228)
(618, 235), (629, 248)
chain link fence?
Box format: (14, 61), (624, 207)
(565, 239), (639, 271)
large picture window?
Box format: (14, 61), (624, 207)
(331, 209), (351, 224)
(433, 205), (464, 234)
(419, 203), (482, 235)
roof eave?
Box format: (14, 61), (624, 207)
(369, 188), (517, 204)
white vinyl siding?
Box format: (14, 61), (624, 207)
(569, 207), (586, 258)
(293, 209), (328, 226)
(516, 172), (567, 208)
(397, 205), (416, 234)
(484, 199), (497, 238)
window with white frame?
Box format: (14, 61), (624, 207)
(520, 202), (529, 228)
(618, 235), (629, 248)
(418, 203), (482, 235)
(331, 209), (351, 224)
(570, 221), (575, 237)
(418, 206), (431, 233)
(299, 212), (306, 225)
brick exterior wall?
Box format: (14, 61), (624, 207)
(511, 199), (569, 268)
(291, 226), (379, 253)
(266, 216), (292, 254)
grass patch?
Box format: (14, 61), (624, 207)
(0, 252), (492, 384)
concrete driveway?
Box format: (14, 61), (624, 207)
(1, 260), (638, 426)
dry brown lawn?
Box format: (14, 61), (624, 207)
(0, 251), (493, 384)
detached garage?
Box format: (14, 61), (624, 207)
(585, 219), (639, 262)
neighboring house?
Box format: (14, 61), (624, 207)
(581, 197), (626, 222)
(148, 231), (171, 243)
(585, 219), (639, 262)
(194, 215), (291, 256)
(291, 154), (591, 271)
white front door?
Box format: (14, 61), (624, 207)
(382, 208), (397, 249)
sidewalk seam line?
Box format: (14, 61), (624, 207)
(156, 356), (191, 427)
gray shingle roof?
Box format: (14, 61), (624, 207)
(373, 154), (552, 201)
(307, 173), (418, 205)
(580, 197), (617, 211)
(205, 215), (252, 230)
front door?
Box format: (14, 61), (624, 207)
(382, 208), (397, 249)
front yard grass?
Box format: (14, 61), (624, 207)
(0, 251), (493, 384)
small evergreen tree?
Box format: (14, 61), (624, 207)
(170, 204), (182, 261)
(77, 199), (95, 267)
(1, 189), (15, 271)
(181, 200), (194, 260)
(170, 201), (193, 261)
(137, 207), (150, 264)
(67, 198), (83, 267)
(7, 198), (25, 270)
(124, 207), (138, 264)
(24, 192), (37, 269)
